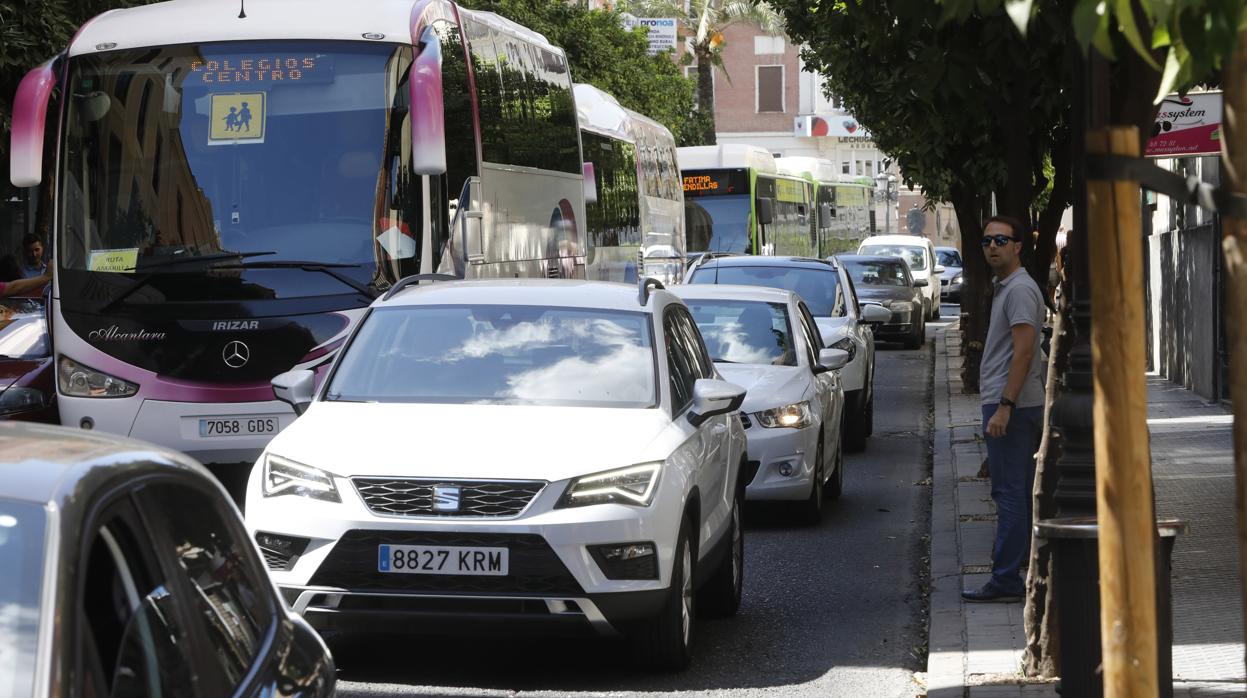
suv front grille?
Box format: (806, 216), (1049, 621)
(353, 478), (545, 518)
(308, 530), (583, 594)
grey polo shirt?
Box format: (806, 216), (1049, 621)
(979, 267), (1045, 407)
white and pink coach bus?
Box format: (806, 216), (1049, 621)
(9, 0), (590, 467)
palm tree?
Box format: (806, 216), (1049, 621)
(621, 0), (784, 144)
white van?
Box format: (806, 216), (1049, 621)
(856, 234), (945, 319)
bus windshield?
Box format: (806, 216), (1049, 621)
(685, 195), (751, 254)
(58, 41), (417, 300)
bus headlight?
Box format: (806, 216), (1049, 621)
(58, 357), (139, 398)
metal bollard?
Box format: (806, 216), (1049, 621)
(1034, 516), (1187, 697)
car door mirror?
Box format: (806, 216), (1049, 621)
(814, 348), (850, 373)
(756, 197), (775, 226)
(410, 26), (447, 176)
(582, 162), (598, 204)
(913, 278), (929, 287)
(860, 304), (891, 324)
(933, 264), (946, 275)
(272, 369), (316, 416)
(687, 378), (746, 427)
(818, 203), (834, 228)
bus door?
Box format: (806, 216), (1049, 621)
(754, 174), (776, 255)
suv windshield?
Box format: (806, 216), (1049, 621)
(843, 260), (910, 287)
(0, 499), (48, 698)
(327, 305), (656, 407)
(690, 265), (845, 318)
(860, 244), (927, 271)
(684, 300), (796, 366)
(937, 249), (963, 267)
(59, 41), (418, 301)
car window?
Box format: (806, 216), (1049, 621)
(859, 244), (928, 271)
(0, 499), (47, 698)
(0, 298), (50, 359)
(139, 483), (274, 692)
(689, 265), (845, 317)
(796, 302), (824, 364)
(845, 260), (911, 287)
(326, 305), (657, 408)
(671, 307), (715, 379)
(684, 300), (796, 366)
(663, 309), (699, 413)
(79, 503), (197, 697)
(937, 249), (962, 267)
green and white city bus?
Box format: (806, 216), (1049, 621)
(776, 156), (875, 256)
(677, 144), (817, 258)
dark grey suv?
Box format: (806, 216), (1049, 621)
(0, 422), (334, 697)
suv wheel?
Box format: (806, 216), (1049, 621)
(844, 392), (868, 452)
(631, 518), (695, 670)
(799, 441), (825, 525)
(826, 434), (845, 500)
(701, 487), (744, 617)
(931, 300), (941, 320)
(905, 314), (924, 350)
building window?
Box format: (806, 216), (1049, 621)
(842, 161), (850, 175)
(753, 36), (785, 55)
(856, 160), (863, 176)
(756, 65), (784, 113)
(865, 161), (873, 177)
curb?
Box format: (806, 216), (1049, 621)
(927, 323), (967, 697)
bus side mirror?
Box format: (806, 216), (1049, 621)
(582, 162), (598, 204)
(10, 61), (58, 187)
(819, 203), (833, 228)
(757, 197), (775, 226)
(410, 25), (447, 176)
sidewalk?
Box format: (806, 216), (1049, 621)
(926, 322), (1245, 697)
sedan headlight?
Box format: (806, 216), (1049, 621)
(891, 301), (914, 313)
(952, 274), (963, 285)
(263, 454), (341, 503)
(558, 463), (661, 508)
(58, 357), (138, 398)
(830, 337), (857, 363)
(755, 401), (815, 429)
(0, 387), (48, 415)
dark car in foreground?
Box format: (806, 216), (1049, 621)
(837, 254), (927, 349)
(0, 297), (56, 423)
(936, 247), (964, 302)
(0, 421), (334, 697)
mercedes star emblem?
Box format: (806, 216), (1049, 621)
(222, 340), (251, 368)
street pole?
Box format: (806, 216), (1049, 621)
(1087, 125), (1159, 697)
(1219, 28), (1247, 676)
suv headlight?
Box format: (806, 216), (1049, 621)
(58, 357), (138, 398)
(558, 463), (661, 508)
(755, 401), (814, 429)
(952, 274), (963, 284)
(830, 337), (857, 363)
(263, 454), (341, 503)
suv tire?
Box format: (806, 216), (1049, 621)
(701, 487), (744, 617)
(844, 392), (868, 452)
(630, 517), (695, 670)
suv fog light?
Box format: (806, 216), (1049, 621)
(255, 531), (310, 572)
(778, 461), (796, 477)
(589, 542), (659, 580)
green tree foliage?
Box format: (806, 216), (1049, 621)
(462, 0), (696, 143)
(621, 0), (782, 144)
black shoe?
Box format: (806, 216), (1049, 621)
(961, 583), (1023, 603)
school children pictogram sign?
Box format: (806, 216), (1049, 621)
(210, 92), (266, 144)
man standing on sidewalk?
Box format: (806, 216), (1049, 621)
(962, 216), (1045, 603)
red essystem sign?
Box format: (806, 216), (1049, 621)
(1146, 92), (1222, 157)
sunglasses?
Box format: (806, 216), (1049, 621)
(981, 234), (1019, 248)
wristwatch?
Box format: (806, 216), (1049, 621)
(999, 396), (1017, 408)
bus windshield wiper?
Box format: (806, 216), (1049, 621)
(228, 260), (376, 297)
(96, 251), (279, 313)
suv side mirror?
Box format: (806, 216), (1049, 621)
(757, 198), (775, 226)
(860, 304), (891, 324)
(933, 264), (946, 275)
(913, 278), (929, 287)
(272, 369), (316, 416)
(687, 379), (746, 427)
(814, 347), (850, 374)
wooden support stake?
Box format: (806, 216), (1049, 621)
(1087, 126), (1158, 697)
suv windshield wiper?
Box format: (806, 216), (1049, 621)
(227, 260), (376, 297)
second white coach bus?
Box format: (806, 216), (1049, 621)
(574, 83), (685, 284)
(8, 0), (590, 467)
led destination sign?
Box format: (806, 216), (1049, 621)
(682, 169), (749, 197)
(187, 55), (334, 85)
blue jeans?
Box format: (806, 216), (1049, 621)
(981, 404), (1043, 595)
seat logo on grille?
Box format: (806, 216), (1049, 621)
(432, 486), (461, 512)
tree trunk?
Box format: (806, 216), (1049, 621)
(952, 184), (989, 393)
(695, 45), (717, 146)
(1219, 28), (1247, 679)
(1030, 124), (1073, 301)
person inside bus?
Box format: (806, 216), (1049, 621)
(19, 234), (47, 278)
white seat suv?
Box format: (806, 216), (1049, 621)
(245, 277), (748, 670)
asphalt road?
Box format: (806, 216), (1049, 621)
(333, 314), (946, 697)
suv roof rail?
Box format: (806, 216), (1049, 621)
(382, 273), (459, 301)
(685, 250), (738, 277)
(638, 277), (665, 306)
